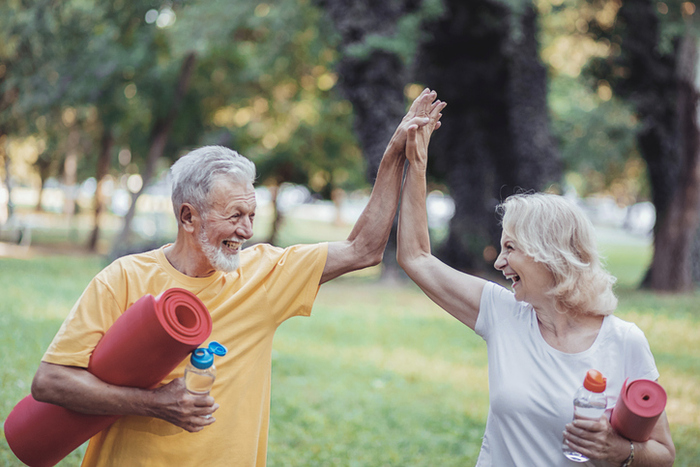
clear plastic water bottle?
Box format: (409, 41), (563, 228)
(184, 341), (227, 395)
(563, 369), (607, 462)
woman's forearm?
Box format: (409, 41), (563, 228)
(397, 164), (432, 271)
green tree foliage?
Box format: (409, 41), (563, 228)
(538, 0), (647, 201)
(174, 0), (365, 196)
(165, 0), (367, 243)
(1, 0), (366, 249)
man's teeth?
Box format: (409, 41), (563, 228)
(223, 240), (240, 248)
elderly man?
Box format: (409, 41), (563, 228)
(30, 88), (445, 466)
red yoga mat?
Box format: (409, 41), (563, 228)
(611, 378), (667, 442)
(4, 288), (212, 467)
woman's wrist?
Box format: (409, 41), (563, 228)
(620, 440), (634, 467)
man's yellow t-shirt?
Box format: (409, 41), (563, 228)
(42, 242), (328, 467)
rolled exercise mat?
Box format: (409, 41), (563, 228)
(611, 378), (667, 442)
(4, 288), (212, 467)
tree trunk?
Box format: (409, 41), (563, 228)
(692, 225), (700, 284)
(612, 0), (700, 292)
(316, 0), (414, 280)
(1, 133), (12, 222)
(113, 52), (197, 252)
(646, 35), (700, 291)
(266, 184), (285, 246)
(87, 129), (114, 252)
(336, 51), (407, 280)
(35, 176), (45, 212)
(417, 0), (561, 273)
(34, 156), (53, 213)
(62, 128), (80, 218)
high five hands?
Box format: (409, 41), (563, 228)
(405, 89), (446, 171)
(389, 88), (447, 161)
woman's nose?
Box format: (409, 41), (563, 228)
(494, 252), (506, 271)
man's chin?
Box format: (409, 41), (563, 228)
(207, 252), (240, 273)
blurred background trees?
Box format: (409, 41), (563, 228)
(416, 0), (562, 272)
(1, 0), (699, 292)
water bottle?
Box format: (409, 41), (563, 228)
(563, 369), (607, 463)
(184, 341), (227, 395)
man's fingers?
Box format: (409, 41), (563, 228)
(192, 395), (216, 407)
(430, 100), (447, 118)
(409, 88), (437, 115)
(408, 88), (430, 111)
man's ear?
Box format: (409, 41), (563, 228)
(179, 203), (199, 233)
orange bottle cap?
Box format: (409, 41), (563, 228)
(583, 369), (606, 392)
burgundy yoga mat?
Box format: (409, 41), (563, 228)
(4, 288), (212, 467)
(611, 378), (667, 442)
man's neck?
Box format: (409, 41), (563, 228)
(164, 240), (216, 278)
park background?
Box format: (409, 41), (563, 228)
(1, 0), (699, 465)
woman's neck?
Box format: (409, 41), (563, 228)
(534, 304), (605, 353)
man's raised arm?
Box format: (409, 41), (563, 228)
(320, 88), (446, 284)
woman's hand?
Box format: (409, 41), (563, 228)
(405, 97), (446, 171)
(563, 414), (631, 464)
(564, 409), (675, 466)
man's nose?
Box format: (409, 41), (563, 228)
(237, 217), (254, 239)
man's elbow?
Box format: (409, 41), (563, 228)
(31, 363), (62, 403)
(353, 242), (384, 269)
(366, 249), (384, 268)
(663, 445), (676, 467)
(351, 251), (383, 272)
(31, 368), (51, 402)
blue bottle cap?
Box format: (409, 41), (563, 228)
(208, 341), (228, 357)
(190, 348), (214, 369)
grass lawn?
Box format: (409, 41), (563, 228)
(0, 222), (698, 466)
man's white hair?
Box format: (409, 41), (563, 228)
(170, 146), (256, 223)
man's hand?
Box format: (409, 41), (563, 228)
(387, 88), (446, 159)
(148, 377), (218, 432)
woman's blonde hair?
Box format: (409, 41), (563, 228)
(496, 193), (617, 316)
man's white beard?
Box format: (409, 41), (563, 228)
(198, 226), (241, 273)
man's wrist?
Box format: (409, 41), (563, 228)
(384, 138), (404, 157)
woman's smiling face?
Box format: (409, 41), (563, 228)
(494, 231), (555, 306)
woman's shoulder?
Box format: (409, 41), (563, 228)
(478, 281), (532, 325)
(482, 281), (516, 302)
(603, 314), (650, 346)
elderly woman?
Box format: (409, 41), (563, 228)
(396, 121), (675, 466)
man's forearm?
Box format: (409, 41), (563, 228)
(32, 362), (154, 417)
(32, 361), (217, 432)
(346, 147), (405, 248)
(319, 88), (442, 283)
